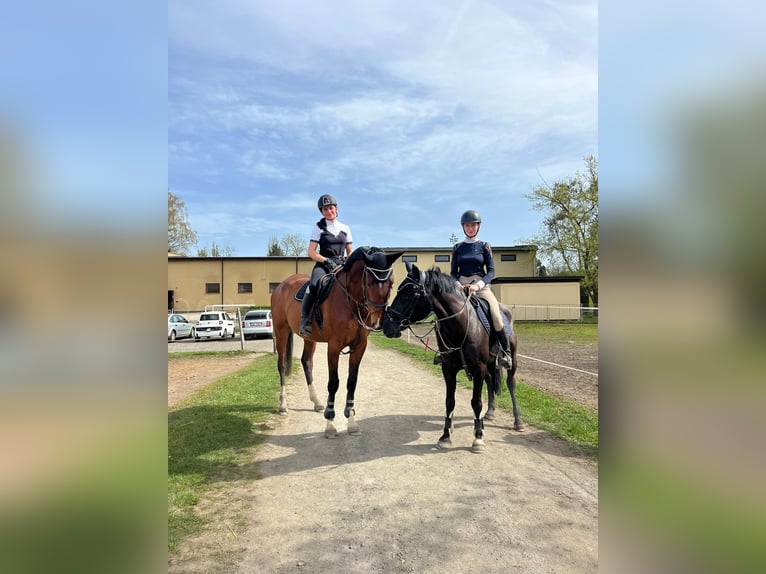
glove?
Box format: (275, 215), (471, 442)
(325, 257), (341, 271)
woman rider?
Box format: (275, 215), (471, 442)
(299, 194), (353, 337)
(450, 209), (512, 367)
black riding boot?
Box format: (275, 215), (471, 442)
(496, 328), (512, 369)
(299, 289), (316, 337)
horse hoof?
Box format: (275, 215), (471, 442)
(325, 428), (338, 439)
(484, 412), (495, 421)
(471, 439), (486, 453)
(348, 426), (361, 436)
(436, 439), (452, 449)
(314, 404), (324, 412)
(278, 407), (288, 415)
(514, 423), (526, 432)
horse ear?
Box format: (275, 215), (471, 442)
(385, 250), (405, 268)
(405, 261), (413, 274)
(411, 264), (421, 280)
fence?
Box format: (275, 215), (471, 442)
(510, 305), (598, 322)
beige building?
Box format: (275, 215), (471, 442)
(168, 245), (583, 319)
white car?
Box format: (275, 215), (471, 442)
(195, 311), (236, 340)
(242, 309), (273, 339)
(168, 314), (195, 341)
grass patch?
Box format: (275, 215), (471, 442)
(369, 331), (598, 453)
(513, 321), (599, 345)
(168, 353), (295, 551)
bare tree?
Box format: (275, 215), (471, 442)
(196, 242), (235, 257)
(280, 233), (307, 256)
(168, 190), (197, 255)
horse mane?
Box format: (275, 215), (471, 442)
(424, 267), (460, 297)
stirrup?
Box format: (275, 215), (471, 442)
(499, 353), (512, 369)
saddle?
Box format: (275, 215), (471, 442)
(294, 272), (337, 332)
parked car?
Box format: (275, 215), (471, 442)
(195, 311), (236, 340)
(242, 309), (273, 339)
(168, 313), (195, 341)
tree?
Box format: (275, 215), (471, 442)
(525, 155), (598, 305)
(267, 236), (285, 256)
(266, 233), (307, 256)
(197, 242), (235, 257)
(280, 233), (307, 256)
(168, 190), (197, 255)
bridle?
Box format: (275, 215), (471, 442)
(387, 271), (473, 360)
(334, 263), (395, 331)
(385, 275), (427, 329)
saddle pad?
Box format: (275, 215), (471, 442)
(471, 298), (492, 334)
(471, 298), (513, 336)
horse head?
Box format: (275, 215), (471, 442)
(382, 262), (433, 338)
(341, 246), (404, 326)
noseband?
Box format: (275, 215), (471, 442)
(385, 275), (427, 328)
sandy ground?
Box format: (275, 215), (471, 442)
(168, 335), (598, 573)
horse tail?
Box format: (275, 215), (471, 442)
(487, 361), (502, 397)
(285, 330), (294, 376)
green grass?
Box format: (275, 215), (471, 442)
(513, 321), (599, 345)
(369, 329), (598, 454)
(168, 353), (296, 551)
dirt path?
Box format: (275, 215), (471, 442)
(169, 341), (598, 573)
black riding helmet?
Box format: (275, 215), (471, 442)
(317, 194), (338, 211)
(460, 210), (481, 225)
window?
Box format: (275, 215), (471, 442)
(434, 255), (450, 262)
(500, 254), (516, 262)
(205, 283), (220, 294)
(269, 282), (281, 293)
(238, 282), (253, 293)
(402, 255), (418, 263)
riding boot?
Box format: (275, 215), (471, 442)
(495, 328), (512, 369)
(299, 289), (316, 337)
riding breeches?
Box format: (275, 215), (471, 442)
(458, 275), (504, 331)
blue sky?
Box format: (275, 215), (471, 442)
(169, 0), (597, 256)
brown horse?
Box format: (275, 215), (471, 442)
(270, 246), (404, 438)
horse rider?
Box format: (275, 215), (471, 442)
(450, 209), (512, 367)
(299, 194), (354, 337)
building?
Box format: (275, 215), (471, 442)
(168, 245), (583, 319)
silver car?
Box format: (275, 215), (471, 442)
(242, 309), (273, 339)
(168, 313), (195, 341)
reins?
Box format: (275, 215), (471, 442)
(333, 264), (393, 332)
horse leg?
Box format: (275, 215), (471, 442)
(300, 340), (324, 412)
(484, 363), (498, 421)
(323, 347), (342, 439)
(343, 338), (367, 436)
(470, 366), (487, 453)
(437, 366), (458, 449)
(275, 329), (292, 415)
(507, 333), (525, 431)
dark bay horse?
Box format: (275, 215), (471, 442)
(271, 246), (403, 438)
(381, 263), (523, 452)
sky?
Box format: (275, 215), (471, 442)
(169, 0), (597, 256)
